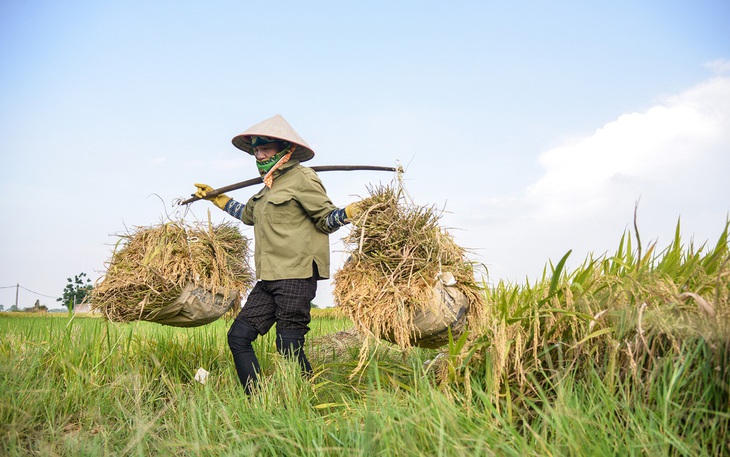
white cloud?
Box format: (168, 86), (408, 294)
(528, 77), (728, 221)
(704, 58), (730, 75)
(464, 76), (730, 283)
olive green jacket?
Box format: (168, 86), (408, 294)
(240, 160), (339, 280)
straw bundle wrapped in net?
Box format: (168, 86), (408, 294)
(333, 184), (484, 349)
(92, 220), (254, 326)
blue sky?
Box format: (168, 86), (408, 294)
(1, 1), (729, 309)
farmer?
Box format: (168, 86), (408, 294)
(194, 114), (361, 394)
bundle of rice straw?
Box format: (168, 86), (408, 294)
(333, 183), (484, 350)
(92, 220), (254, 326)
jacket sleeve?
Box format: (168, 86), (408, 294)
(296, 169), (340, 234)
(235, 193), (259, 226)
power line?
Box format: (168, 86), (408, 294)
(0, 284), (58, 299)
(19, 286), (58, 299)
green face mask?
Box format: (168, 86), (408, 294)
(256, 148), (290, 176)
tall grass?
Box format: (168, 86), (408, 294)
(446, 220), (729, 455)
(1, 221), (728, 456)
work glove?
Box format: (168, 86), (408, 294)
(344, 200), (366, 220)
(194, 183), (231, 210)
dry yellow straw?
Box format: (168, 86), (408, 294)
(333, 183), (484, 350)
(92, 219), (254, 324)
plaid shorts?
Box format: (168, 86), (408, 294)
(235, 275), (318, 335)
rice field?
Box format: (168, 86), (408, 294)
(1, 221), (728, 456)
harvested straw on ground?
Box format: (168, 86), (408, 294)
(308, 328), (365, 364)
(333, 184), (484, 349)
(92, 220), (254, 326)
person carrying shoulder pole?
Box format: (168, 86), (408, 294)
(193, 114), (364, 395)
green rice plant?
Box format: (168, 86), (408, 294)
(439, 219), (730, 455)
(2, 219), (728, 455)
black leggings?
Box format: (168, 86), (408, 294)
(227, 275), (317, 393)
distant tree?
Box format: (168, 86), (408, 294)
(0, 304), (4, 312)
(57, 273), (93, 313)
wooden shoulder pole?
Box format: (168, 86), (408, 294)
(180, 165), (401, 205)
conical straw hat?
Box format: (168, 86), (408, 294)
(232, 114), (315, 162)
